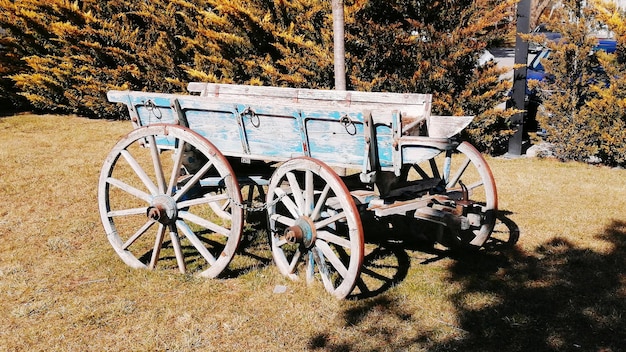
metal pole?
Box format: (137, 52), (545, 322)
(508, 0), (531, 155)
(332, 0), (346, 90)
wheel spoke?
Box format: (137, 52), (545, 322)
(274, 236), (289, 247)
(315, 240), (348, 278)
(447, 156), (471, 189)
(108, 206), (148, 218)
(177, 220), (217, 265)
(304, 169), (314, 216)
(286, 171), (304, 215)
(312, 248), (334, 292)
(120, 149), (159, 195)
(269, 213), (296, 227)
(429, 158), (441, 180)
(411, 163), (430, 179)
(465, 180), (483, 192)
(316, 230), (352, 248)
(123, 220), (156, 250)
(178, 210), (231, 236)
(147, 135), (167, 194)
(173, 160), (214, 202)
(310, 183), (331, 221)
(288, 247), (302, 273)
(315, 211), (346, 230)
(167, 140), (186, 196)
(275, 187), (300, 219)
(306, 251), (314, 283)
(106, 177), (152, 203)
(169, 226), (186, 273)
(149, 224), (166, 269)
(177, 193), (229, 208)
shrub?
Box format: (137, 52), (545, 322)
(0, 0), (335, 118)
(528, 0), (626, 166)
(345, 0), (516, 154)
(0, 0), (515, 155)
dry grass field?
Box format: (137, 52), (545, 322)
(1, 114), (625, 351)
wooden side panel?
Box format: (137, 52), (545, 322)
(130, 95), (178, 126)
(428, 115), (474, 138)
(186, 82), (432, 122)
(234, 103), (303, 159)
(178, 99), (242, 155)
(108, 86), (463, 169)
(305, 110), (365, 166)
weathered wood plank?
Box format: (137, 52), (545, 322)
(428, 115), (474, 138)
(187, 82), (431, 106)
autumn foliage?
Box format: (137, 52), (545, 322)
(0, 0), (515, 153)
(527, 0), (626, 166)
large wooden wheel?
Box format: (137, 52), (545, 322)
(266, 157), (364, 299)
(409, 141), (498, 248)
(98, 124), (244, 278)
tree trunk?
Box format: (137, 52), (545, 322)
(332, 0), (346, 90)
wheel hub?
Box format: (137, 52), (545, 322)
(284, 217), (316, 248)
(147, 195), (178, 224)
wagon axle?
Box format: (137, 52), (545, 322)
(146, 195), (178, 225)
(283, 217), (316, 248)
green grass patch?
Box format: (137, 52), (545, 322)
(0, 114), (625, 351)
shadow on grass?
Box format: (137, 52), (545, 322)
(221, 219), (274, 278)
(347, 210), (519, 300)
(443, 219), (626, 351)
(309, 216), (626, 351)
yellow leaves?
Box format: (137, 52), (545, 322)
(248, 77), (263, 86)
(19, 92), (55, 106)
(0, 0), (511, 131)
(429, 69), (446, 81)
(13, 72), (54, 87)
(536, 1), (626, 164)
(16, 8), (44, 22)
(183, 68), (220, 83)
(198, 8), (226, 27)
(260, 62), (279, 77)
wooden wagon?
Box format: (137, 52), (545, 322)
(99, 83), (497, 298)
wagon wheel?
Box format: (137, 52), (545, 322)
(408, 141), (497, 248)
(266, 157), (364, 299)
(98, 124), (244, 278)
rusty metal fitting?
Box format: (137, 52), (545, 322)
(455, 180), (474, 215)
(282, 217), (316, 248)
(147, 205), (163, 222)
(147, 195), (178, 224)
(284, 226), (303, 244)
